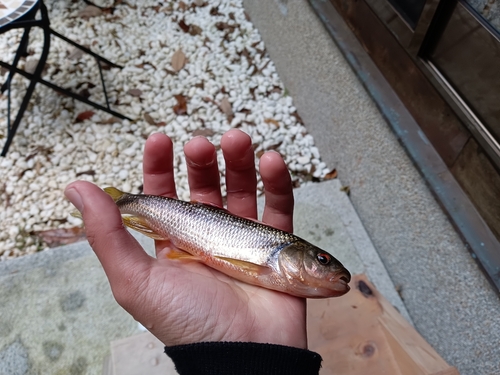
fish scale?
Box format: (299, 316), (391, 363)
(119, 194), (296, 266)
(104, 187), (351, 298)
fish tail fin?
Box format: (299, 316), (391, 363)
(104, 187), (127, 202)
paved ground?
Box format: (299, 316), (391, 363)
(242, 0), (500, 373)
(0, 179), (407, 375)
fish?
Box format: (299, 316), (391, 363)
(101, 187), (351, 298)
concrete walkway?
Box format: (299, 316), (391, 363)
(0, 179), (407, 375)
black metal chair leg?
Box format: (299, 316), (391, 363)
(1, 28), (32, 94)
(1, 15), (51, 157)
(49, 28), (122, 69)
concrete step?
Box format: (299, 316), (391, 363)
(0, 180), (406, 375)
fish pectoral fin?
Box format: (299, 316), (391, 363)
(122, 215), (167, 241)
(214, 256), (272, 276)
(166, 248), (202, 262)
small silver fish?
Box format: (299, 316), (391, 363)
(103, 187), (351, 298)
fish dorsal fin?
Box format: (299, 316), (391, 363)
(104, 187), (127, 202)
(122, 215), (167, 241)
(214, 256), (272, 276)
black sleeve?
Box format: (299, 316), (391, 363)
(164, 341), (322, 375)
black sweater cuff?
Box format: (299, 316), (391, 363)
(165, 342), (322, 375)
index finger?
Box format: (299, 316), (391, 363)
(143, 133), (177, 198)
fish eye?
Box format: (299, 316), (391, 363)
(316, 253), (331, 265)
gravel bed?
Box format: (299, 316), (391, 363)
(0, 0), (331, 259)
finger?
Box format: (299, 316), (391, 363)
(220, 129), (257, 219)
(64, 181), (153, 291)
(143, 133), (177, 198)
(259, 151), (294, 232)
(184, 136), (223, 206)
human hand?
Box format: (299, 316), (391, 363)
(64, 129), (307, 349)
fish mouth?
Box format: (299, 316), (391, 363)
(329, 271), (351, 293)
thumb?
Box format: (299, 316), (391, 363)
(64, 181), (153, 292)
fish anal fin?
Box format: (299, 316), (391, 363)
(214, 256), (272, 276)
(122, 215), (167, 241)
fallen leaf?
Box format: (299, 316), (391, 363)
(194, 81), (205, 89)
(194, 0), (205, 6)
(189, 25), (203, 36)
(76, 110), (95, 122)
(33, 227), (87, 248)
(210, 6), (222, 16)
(220, 97), (233, 119)
(178, 19), (190, 33)
(256, 150), (265, 158)
(78, 88), (91, 99)
(78, 5), (103, 19)
(127, 88), (143, 97)
(340, 185), (351, 195)
(24, 59), (39, 74)
(171, 49), (186, 72)
(68, 48), (84, 60)
(264, 118), (280, 127)
(192, 128), (215, 137)
(215, 22), (237, 33)
(144, 113), (156, 125)
(76, 170), (96, 177)
(291, 110), (304, 124)
(173, 95), (188, 115)
(324, 169), (338, 180)
(98, 117), (120, 124)
(178, 1), (187, 11)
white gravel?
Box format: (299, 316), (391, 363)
(0, 0), (331, 259)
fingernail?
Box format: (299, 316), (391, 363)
(65, 187), (83, 212)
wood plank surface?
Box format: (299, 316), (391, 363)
(307, 274), (459, 375)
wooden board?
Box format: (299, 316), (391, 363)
(307, 274), (459, 375)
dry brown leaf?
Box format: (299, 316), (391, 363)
(189, 25), (203, 36)
(340, 185), (351, 195)
(264, 118), (280, 127)
(324, 169), (338, 180)
(144, 113), (156, 125)
(178, 1), (187, 11)
(192, 128), (215, 137)
(76, 170), (96, 177)
(173, 95), (188, 115)
(99, 116), (120, 124)
(210, 6), (222, 16)
(68, 48), (84, 60)
(34, 227), (87, 248)
(24, 59), (39, 74)
(76, 110), (95, 122)
(220, 97), (233, 118)
(78, 5), (103, 19)
(194, 0), (205, 6)
(178, 19), (190, 33)
(256, 150), (265, 158)
(127, 88), (143, 97)
(171, 49), (186, 72)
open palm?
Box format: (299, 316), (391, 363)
(65, 130), (307, 349)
